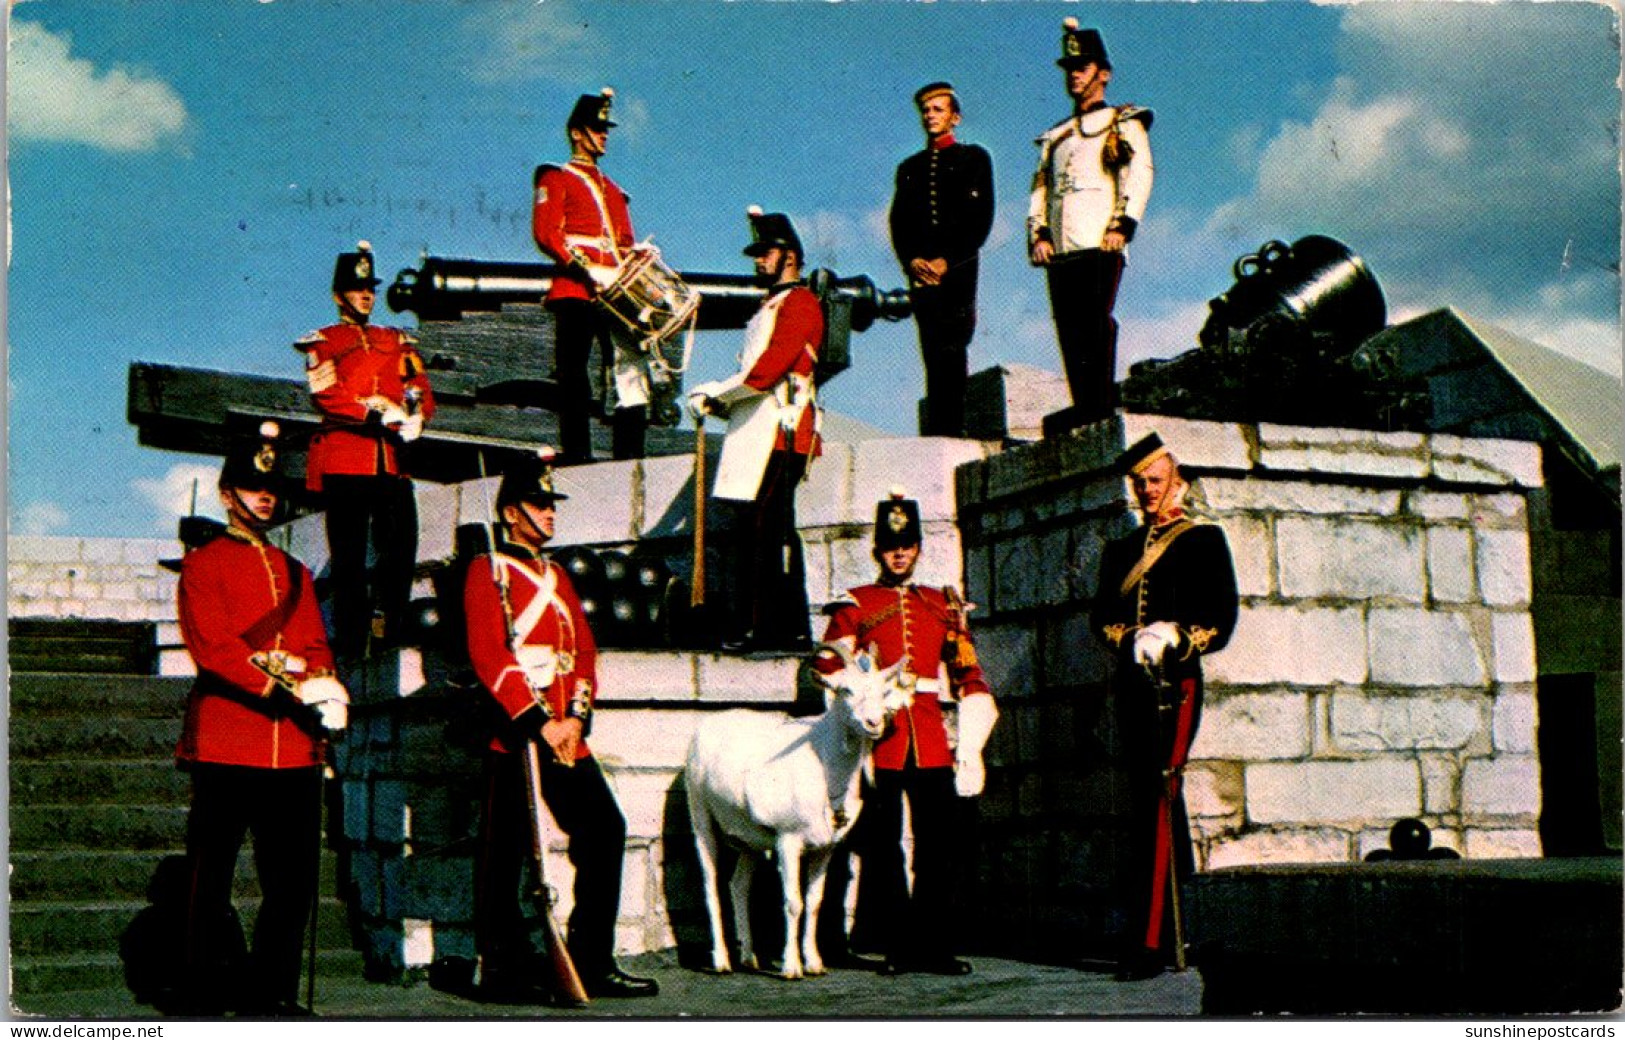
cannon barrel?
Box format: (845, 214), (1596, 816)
(1198, 234), (1386, 355)
(387, 255), (911, 330)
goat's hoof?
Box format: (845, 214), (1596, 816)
(805, 965), (827, 977)
(779, 970), (804, 981)
(702, 965), (733, 976)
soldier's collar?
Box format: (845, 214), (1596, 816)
(1077, 100), (1109, 115)
(765, 279), (803, 298)
(222, 522), (269, 548)
(1146, 507), (1188, 529)
(929, 133), (957, 151)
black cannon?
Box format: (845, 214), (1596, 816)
(1197, 235), (1386, 356)
(1121, 235), (1401, 427)
(387, 255), (910, 388)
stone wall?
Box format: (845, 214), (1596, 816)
(7, 535), (181, 623)
(954, 413), (1544, 958)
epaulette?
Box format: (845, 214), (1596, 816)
(399, 329), (419, 347)
(533, 163), (562, 186)
(1116, 104), (1154, 129)
(293, 328), (326, 352)
(821, 591), (862, 616)
(1034, 116), (1074, 146)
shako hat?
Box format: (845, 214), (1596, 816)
(873, 485), (923, 550)
(1057, 18), (1112, 70)
(742, 204), (804, 259)
(332, 240), (381, 293)
(1119, 433), (1174, 476)
(567, 87), (617, 131)
(498, 447), (570, 511)
(219, 421), (286, 493)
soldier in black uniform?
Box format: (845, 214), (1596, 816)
(1092, 434), (1237, 981)
(889, 82), (994, 438)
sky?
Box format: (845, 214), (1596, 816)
(6, 0), (1621, 538)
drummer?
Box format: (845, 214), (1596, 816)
(533, 87), (663, 464)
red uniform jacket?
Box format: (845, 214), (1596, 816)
(297, 321), (436, 492)
(815, 583), (991, 770)
(176, 528), (335, 769)
(746, 285), (824, 456)
(532, 160), (634, 304)
(465, 546), (600, 758)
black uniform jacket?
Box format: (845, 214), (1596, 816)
(889, 141), (995, 278)
(1092, 518), (1239, 681)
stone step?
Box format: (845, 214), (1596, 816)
(9, 650), (154, 675)
(9, 896), (355, 958)
(9, 949), (366, 1002)
(8, 620), (157, 675)
(11, 805), (191, 851)
(11, 716), (181, 761)
(12, 759), (188, 806)
(11, 849), (341, 902)
(9, 673), (192, 718)
(9, 618), (157, 640)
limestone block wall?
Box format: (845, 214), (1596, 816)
(7, 535), (181, 622)
(954, 413), (1544, 959)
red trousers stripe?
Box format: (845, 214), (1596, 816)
(1143, 678), (1200, 951)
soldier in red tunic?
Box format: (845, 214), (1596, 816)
(463, 449), (658, 1003)
(1093, 434), (1237, 981)
(812, 489), (1000, 976)
(532, 88), (657, 464)
(297, 241), (436, 662)
(174, 423), (349, 1015)
(687, 208), (824, 652)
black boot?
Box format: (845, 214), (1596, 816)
(585, 966), (659, 999)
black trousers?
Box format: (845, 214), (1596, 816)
(549, 299), (646, 464)
(723, 448), (810, 648)
(322, 473), (417, 660)
(183, 763), (322, 1009)
(474, 751), (627, 981)
(1118, 675), (1204, 957)
(1044, 249), (1126, 422)
(912, 267), (977, 438)
(856, 763), (963, 964)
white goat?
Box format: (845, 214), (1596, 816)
(684, 645), (911, 979)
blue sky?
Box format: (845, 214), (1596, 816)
(7, 0), (1621, 537)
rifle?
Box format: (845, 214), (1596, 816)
(476, 452), (591, 1007)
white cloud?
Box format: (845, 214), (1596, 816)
(132, 463), (225, 534)
(460, 3), (611, 85)
(1118, 300), (1216, 373)
(11, 501), (69, 536)
(789, 205), (891, 270)
(1181, 3), (1620, 376)
(7, 21), (189, 152)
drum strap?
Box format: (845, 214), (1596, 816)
(559, 163), (625, 266)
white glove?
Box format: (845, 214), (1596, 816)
(953, 694), (1000, 798)
(315, 700), (349, 732)
(687, 382), (721, 420)
(397, 414), (425, 442)
(377, 403), (410, 428)
(294, 675), (350, 708)
(1132, 621), (1181, 667)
